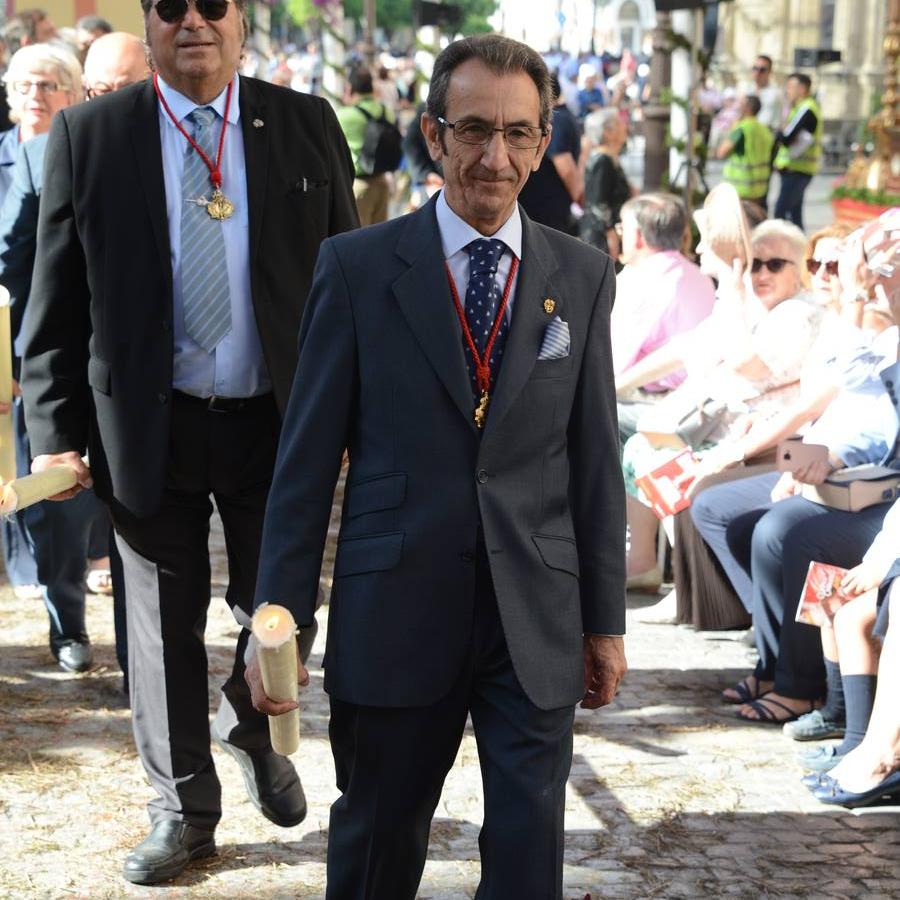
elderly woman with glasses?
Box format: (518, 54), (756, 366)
(0, 41), (95, 673)
(619, 218), (823, 596)
(0, 43), (83, 204)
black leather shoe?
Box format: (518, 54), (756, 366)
(211, 726), (307, 827)
(54, 640), (93, 673)
(122, 820), (216, 885)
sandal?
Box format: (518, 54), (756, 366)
(722, 675), (766, 705)
(86, 568), (113, 595)
(737, 694), (814, 724)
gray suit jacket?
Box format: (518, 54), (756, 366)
(255, 196), (625, 711)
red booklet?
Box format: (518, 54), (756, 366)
(635, 450), (698, 519)
(795, 562), (877, 626)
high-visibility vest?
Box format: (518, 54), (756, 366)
(723, 118), (774, 200)
(774, 96), (822, 175)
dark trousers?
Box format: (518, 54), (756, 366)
(3, 396), (97, 649)
(690, 471), (779, 612)
(109, 392), (279, 828)
(726, 496), (891, 699)
(87, 508), (129, 678)
(325, 542), (575, 900)
(773, 170), (812, 229)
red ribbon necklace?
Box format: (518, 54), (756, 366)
(153, 72), (235, 220)
(445, 255), (519, 429)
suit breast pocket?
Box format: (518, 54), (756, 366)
(334, 531), (404, 578)
(531, 355), (574, 381)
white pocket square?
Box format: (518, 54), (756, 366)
(538, 315), (570, 361)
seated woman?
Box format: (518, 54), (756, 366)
(620, 219), (821, 591)
(810, 525), (900, 806)
(672, 222), (889, 628)
(693, 219), (900, 723)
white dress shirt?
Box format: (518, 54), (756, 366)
(436, 189), (522, 322)
(157, 73), (270, 398)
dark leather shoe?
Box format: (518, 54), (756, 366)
(54, 640), (93, 673)
(211, 726), (307, 827)
(122, 820), (216, 885)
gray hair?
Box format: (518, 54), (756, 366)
(583, 108), (620, 145)
(3, 42), (83, 100)
(752, 219), (807, 264)
(427, 34), (553, 132)
(621, 192), (688, 252)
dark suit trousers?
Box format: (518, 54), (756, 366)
(325, 540), (575, 900)
(109, 392), (279, 828)
(726, 497), (891, 698)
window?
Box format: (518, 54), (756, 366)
(820, 0), (836, 48)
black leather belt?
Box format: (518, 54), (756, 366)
(172, 390), (273, 413)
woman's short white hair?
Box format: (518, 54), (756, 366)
(3, 42), (84, 101)
(584, 108), (621, 145)
(751, 219), (807, 264)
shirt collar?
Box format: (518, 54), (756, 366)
(156, 73), (241, 127)
(436, 189), (522, 261)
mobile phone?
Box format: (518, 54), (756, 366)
(776, 439), (828, 473)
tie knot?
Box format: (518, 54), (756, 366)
(468, 238), (506, 276)
(187, 106), (217, 132)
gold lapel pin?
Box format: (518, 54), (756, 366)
(252, 118), (264, 128)
(543, 298), (556, 315)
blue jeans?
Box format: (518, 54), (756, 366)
(4, 397), (98, 650)
(774, 170), (812, 229)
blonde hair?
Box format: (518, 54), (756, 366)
(3, 42), (84, 118)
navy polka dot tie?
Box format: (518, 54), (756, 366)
(464, 238), (508, 398)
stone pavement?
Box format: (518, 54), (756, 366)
(1, 505), (899, 899)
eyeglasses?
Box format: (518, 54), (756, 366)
(11, 79), (62, 95)
(436, 116), (546, 150)
(805, 258), (838, 276)
(152, 0), (231, 23)
(751, 65), (769, 73)
(751, 257), (794, 274)
(87, 79), (138, 98)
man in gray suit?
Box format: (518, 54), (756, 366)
(249, 34), (627, 899)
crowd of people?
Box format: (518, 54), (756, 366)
(0, 4), (897, 896)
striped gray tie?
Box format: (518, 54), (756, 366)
(180, 106), (231, 352)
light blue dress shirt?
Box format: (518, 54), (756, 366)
(157, 74), (270, 398)
(436, 189), (522, 321)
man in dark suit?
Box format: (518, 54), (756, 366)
(19, 0), (358, 885)
(249, 35), (627, 899)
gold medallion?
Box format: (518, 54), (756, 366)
(474, 391), (490, 430)
(206, 189), (235, 221)
(543, 298), (556, 315)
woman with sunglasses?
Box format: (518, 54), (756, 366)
(672, 223), (894, 631)
(619, 219), (821, 600)
(686, 221), (900, 725)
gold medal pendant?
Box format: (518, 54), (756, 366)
(474, 391), (490, 430)
(206, 189), (235, 221)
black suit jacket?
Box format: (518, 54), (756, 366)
(20, 77), (359, 517)
(255, 197), (626, 711)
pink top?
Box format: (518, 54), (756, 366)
(612, 250), (716, 392)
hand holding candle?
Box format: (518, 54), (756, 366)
(248, 604), (307, 756)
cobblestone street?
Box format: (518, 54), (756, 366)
(1, 507), (899, 899)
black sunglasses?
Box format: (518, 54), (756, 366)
(152, 0), (231, 23)
(751, 257), (793, 274)
(806, 258), (839, 276)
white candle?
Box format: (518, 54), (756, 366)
(0, 466), (79, 515)
(251, 604), (300, 756)
(0, 288), (15, 484)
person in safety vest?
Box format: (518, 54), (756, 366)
(717, 94), (774, 217)
(773, 72), (821, 229)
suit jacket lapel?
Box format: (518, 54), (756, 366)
(484, 210), (560, 435)
(239, 77), (268, 267)
(393, 198), (476, 431)
(129, 81), (172, 297)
